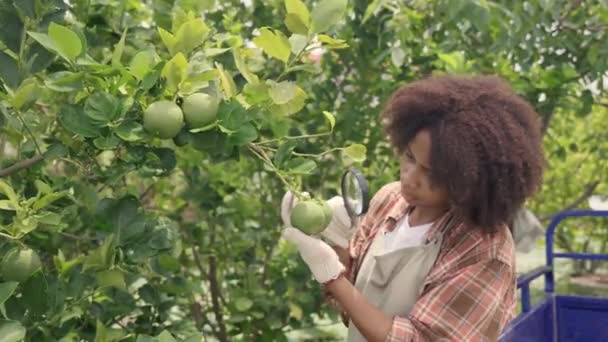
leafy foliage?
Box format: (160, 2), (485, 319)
(0, 0), (607, 341)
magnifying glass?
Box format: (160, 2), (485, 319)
(341, 167), (370, 219)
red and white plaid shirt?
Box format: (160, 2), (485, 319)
(333, 181), (516, 341)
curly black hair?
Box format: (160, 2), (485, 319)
(381, 74), (544, 233)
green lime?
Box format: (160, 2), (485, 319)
(1, 248), (42, 282)
(182, 93), (219, 128)
(290, 200), (327, 235)
(143, 100), (184, 139)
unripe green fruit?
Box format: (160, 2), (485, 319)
(290, 200), (329, 235)
(173, 129), (190, 147)
(143, 100), (184, 139)
(320, 200), (333, 227)
(182, 93), (219, 128)
(1, 248), (41, 282)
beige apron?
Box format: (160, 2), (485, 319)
(346, 220), (445, 342)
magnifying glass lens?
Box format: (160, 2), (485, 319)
(344, 173), (362, 214)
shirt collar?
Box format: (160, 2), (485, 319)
(382, 194), (455, 241)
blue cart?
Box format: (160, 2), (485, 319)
(499, 210), (608, 342)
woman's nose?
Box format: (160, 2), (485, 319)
(401, 167), (420, 188)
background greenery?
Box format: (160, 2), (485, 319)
(0, 0), (607, 341)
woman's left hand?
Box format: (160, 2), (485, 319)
(281, 227), (345, 284)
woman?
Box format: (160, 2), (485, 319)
(281, 75), (544, 341)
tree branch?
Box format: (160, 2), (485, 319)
(207, 220), (228, 342)
(539, 181), (601, 221)
(0, 154), (44, 177)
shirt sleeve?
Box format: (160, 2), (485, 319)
(386, 259), (514, 342)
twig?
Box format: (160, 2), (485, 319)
(14, 110), (43, 155)
(247, 143), (295, 193)
(254, 132), (332, 146)
(292, 147), (343, 158)
(0, 154), (44, 177)
(539, 181), (601, 221)
(207, 220), (228, 342)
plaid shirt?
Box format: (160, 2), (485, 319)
(334, 182), (516, 341)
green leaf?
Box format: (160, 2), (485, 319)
(59, 106), (102, 138)
(0, 200), (16, 211)
(156, 254), (181, 273)
(445, 0), (469, 22)
(322, 111), (335, 131)
(289, 34), (308, 54)
(53, 250), (83, 277)
(0, 283), (18, 306)
(96, 269), (126, 290)
(34, 180), (52, 195)
(269, 86), (307, 115)
(174, 18), (209, 55)
(0, 51), (21, 89)
(311, 0), (347, 33)
(205, 47), (231, 57)
(20, 272), (48, 316)
(289, 302), (303, 320)
(150, 148), (177, 173)
(235, 297), (253, 311)
(32, 191), (68, 210)
(71, 26), (88, 59)
(253, 28), (291, 63)
(216, 63), (237, 98)
(362, 0), (387, 23)
(45, 71), (84, 92)
(229, 123), (258, 146)
(469, 2), (490, 30)
(184, 334), (205, 342)
(156, 330), (177, 342)
(26, 32), (57, 54)
(35, 212), (62, 225)
(94, 320), (126, 342)
(112, 29), (128, 67)
(158, 27), (176, 54)
(286, 0), (310, 24)
(83, 235), (115, 272)
(580, 90), (594, 116)
(182, 69), (218, 94)
(242, 82), (270, 106)
(84, 92), (122, 125)
(161, 53), (188, 93)
(284, 158), (316, 174)
(285, 14), (309, 35)
(12, 78), (39, 110)
(233, 48), (259, 84)
(269, 81), (297, 104)
(0, 2), (24, 53)
(59, 307), (83, 325)
(141, 61), (164, 90)
(115, 120), (145, 142)
(274, 141), (298, 166)
(43, 143), (67, 159)
(343, 143), (366, 163)
(48, 23), (82, 62)
(0, 181), (19, 204)
(0, 320), (26, 342)
(129, 50), (156, 80)
(317, 34), (348, 49)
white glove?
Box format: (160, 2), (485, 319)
(280, 191), (356, 248)
(282, 227), (345, 284)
